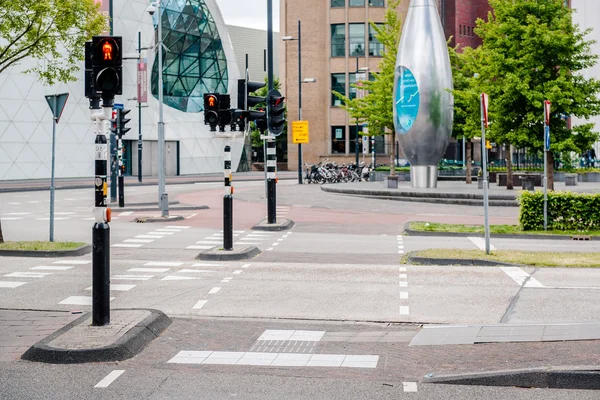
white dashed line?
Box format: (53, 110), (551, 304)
(468, 236), (496, 251)
(94, 370), (125, 388)
(208, 287), (221, 294)
(193, 300), (208, 309)
(124, 239), (154, 244)
(185, 213), (197, 219)
(241, 264), (251, 269)
(400, 292), (409, 299)
(233, 270), (243, 275)
(399, 306), (410, 315)
(145, 261), (183, 267)
(128, 268), (170, 273)
(112, 244), (143, 248)
(403, 382), (418, 392)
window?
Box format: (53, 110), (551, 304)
(349, 125), (365, 154)
(369, 24), (384, 56)
(331, 24), (346, 57)
(349, 0), (365, 6)
(331, 0), (345, 7)
(349, 23), (365, 56)
(331, 73), (346, 106)
(331, 126), (346, 154)
(369, 0), (384, 5)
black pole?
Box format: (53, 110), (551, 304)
(355, 57), (359, 166)
(267, 140), (277, 224)
(138, 31), (143, 183)
(267, 0), (274, 92)
(117, 109), (125, 208)
(297, 20), (303, 185)
(92, 101), (110, 326)
(223, 145), (233, 251)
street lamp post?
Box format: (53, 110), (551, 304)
(147, 1), (168, 217)
(354, 60), (369, 166)
(283, 21), (316, 185)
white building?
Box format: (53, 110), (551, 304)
(0, 0), (247, 181)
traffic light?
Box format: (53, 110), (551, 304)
(237, 79), (266, 111)
(91, 36), (123, 98)
(84, 41), (95, 99)
(110, 110), (118, 135)
(218, 94), (232, 132)
(118, 108), (131, 136)
(267, 89), (286, 136)
(204, 93), (220, 131)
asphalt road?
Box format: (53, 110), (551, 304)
(1, 179), (600, 398)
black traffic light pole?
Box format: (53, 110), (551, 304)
(267, 0), (277, 225)
(117, 109), (124, 208)
(223, 145), (233, 251)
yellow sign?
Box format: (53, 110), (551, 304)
(292, 120), (309, 144)
(486, 140), (492, 149)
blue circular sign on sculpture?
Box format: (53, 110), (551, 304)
(395, 66), (420, 134)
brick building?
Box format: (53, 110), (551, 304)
(279, 0), (491, 171)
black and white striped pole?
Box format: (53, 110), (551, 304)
(266, 139), (277, 224)
(117, 116), (124, 208)
(223, 145), (233, 251)
(91, 98), (112, 326)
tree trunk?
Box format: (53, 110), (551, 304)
(389, 131), (396, 177)
(0, 219), (4, 244)
(547, 151), (555, 191)
(466, 140), (472, 184)
(506, 142), (514, 190)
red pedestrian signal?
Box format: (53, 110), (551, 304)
(103, 42), (113, 61)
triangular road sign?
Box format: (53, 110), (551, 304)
(45, 93), (69, 123)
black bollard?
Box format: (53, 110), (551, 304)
(266, 139), (277, 224)
(92, 222), (110, 326)
(223, 145), (233, 250)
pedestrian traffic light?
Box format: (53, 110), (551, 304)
(204, 93), (220, 131)
(118, 108), (131, 136)
(84, 41), (96, 99)
(92, 36), (123, 98)
(267, 89), (286, 136)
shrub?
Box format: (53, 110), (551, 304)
(519, 191), (600, 231)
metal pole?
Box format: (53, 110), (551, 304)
(157, 1), (168, 216)
(355, 57), (359, 167)
(92, 104), (110, 326)
(108, 0), (116, 204)
(371, 136), (375, 167)
(480, 95), (491, 254)
(266, 0), (276, 223)
(117, 115), (124, 208)
(49, 104), (56, 243)
(543, 124), (548, 230)
(138, 31), (143, 183)
(297, 20), (303, 185)
(462, 137), (466, 170)
(223, 144), (233, 250)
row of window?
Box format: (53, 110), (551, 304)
(331, 0), (385, 7)
(331, 126), (386, 154)
(331, 23), (384, 57)
(331, 72), (374, 106)
(459, 24), (475, 37)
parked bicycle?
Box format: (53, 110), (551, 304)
(303, 161), (371, 184)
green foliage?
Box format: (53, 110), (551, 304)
(519, 191), (600, 231)
(332, 0), (402, 136)
(476, 0), (600, 154)
(0, 0), (107, 85)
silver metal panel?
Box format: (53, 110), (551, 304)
(393, 0), (454, 188)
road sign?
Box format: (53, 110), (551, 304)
(113, 103), (124, 110)
(292, 120), (309, 144)
(45, 93), (69, 123)
(545, 125), (550, 151)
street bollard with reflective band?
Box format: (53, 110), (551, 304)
(92, 113), (111, 326)
(266, 140), (277, 224)
(223, 145), (233, 251)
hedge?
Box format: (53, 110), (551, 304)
(519, 191), (600, 231)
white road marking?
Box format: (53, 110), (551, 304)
(399, 274), (407, 279)
(154, 229), (183, 232)
(235, 242), (262, 245)
(271, 242), (279, 246)
(128, 268), (170, 273)
(112, 244), (143, 248)
(185, 213), (197, 219)
(241, 263), (251, 269)
(195, 241), (222, 245)
(257, 330), (325, 342)
(179, 269), (214, 273)
(118, 211), (134, 216)
(135, 235), (165, 239)
(266, 247), (274, 251)
(85, 284), (136, 291)
(0, 281), (27, 288)
(5, 272), (52, 278)
(500, 267), (545, 288)
(162, 276), (198, 281)
(233, 270), (242, 275)
(94, 370), (125, 388)
(0, 217), (24, 221)
(4, 212), (31, 215)
(193, 300), (208, 309)
(399, 281), (408, 287)
(221, 277), (232, 283)
(187, 245), (215, 250)
(145, 261), (183, 267)
(150, 231), (174, 235)
(192, 263), (224, 267)
(31, 266), (73, 271)
(59, 296), (114, 305)
(124, 239), (154, 244)
(399, 306), (410, 315)
(399, 267), (406, 272)
(403, 382), (418, 392)
(112, 275), (153, 281)
(246, 233), (271, 237)
(468, 236), (496, 251)
(166, 226), (191, 229)
(54, 260), (90, 265)
(398, 250), (405, 254)
(37, 217), (69, 221)
(400, 292), (409, 299)
(208, 287), (221, 294)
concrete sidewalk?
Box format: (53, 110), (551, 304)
(0, 171), (298, 193)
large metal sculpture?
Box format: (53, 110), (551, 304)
(393, 0), (453, 188)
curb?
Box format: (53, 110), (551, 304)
(119, 205), (208, 213)
(406, 254), (519, 267)
(195, 245), (261, 261)
(109, 201), (180, 208)
(424, 366), (600, 390)
(251, 218), (295, 231)
(0, 244), (92, 258)
(21, 308), (172, 364)
(133, 216), (186, 223)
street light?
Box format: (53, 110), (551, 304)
(354, 59), (369, 166)
(283, 20), (316, 185)
(147, 1), (168, 216)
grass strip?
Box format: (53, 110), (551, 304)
(408, 221), (600, 237)
(0, 241), (86, 251)
(407, 249), (600, 267)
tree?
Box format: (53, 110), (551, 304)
(475, 0), (600, 190)
(449, 44), (485, 184)
(0, 0), (106, 242)
(333, 0), (403, 175)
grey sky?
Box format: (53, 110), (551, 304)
(215, 0), (280, 31)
